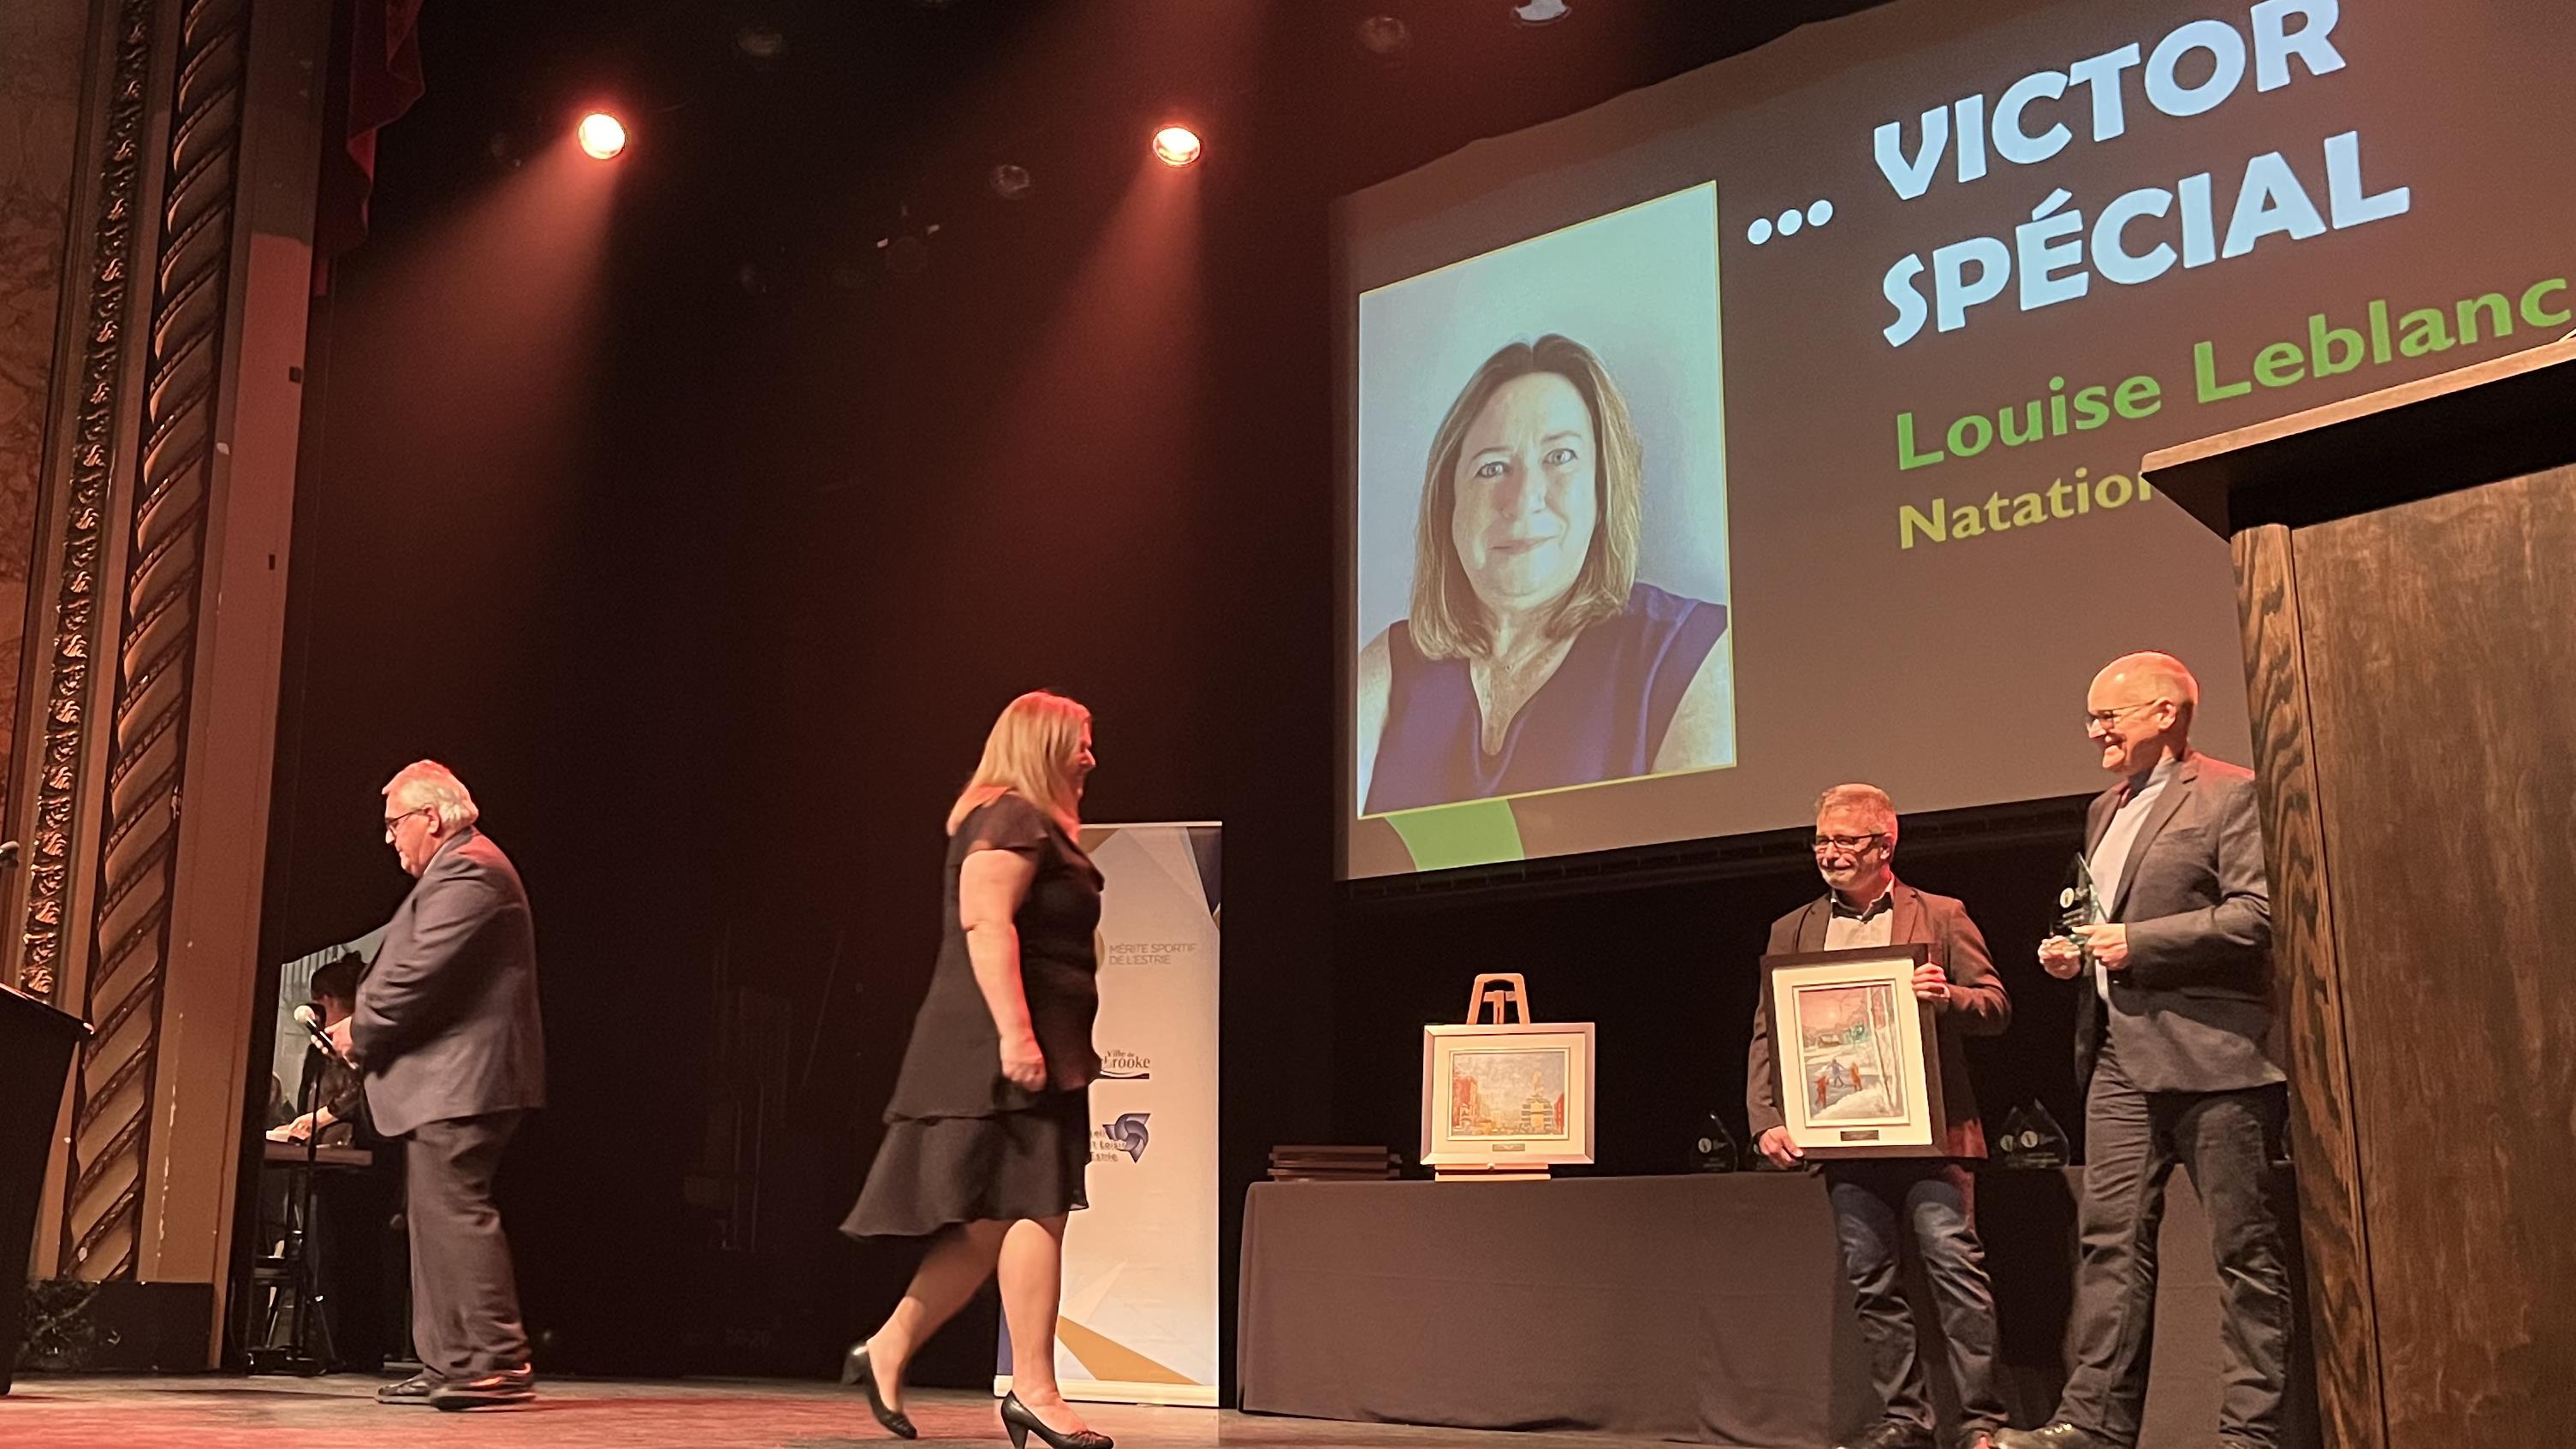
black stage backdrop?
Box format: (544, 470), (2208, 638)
(255, 0), (2108, 1395)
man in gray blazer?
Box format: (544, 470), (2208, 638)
(1998, 654), (2290, 1449)
(1750, 784), (2011, 1449)
(327, 760), (545, 1410)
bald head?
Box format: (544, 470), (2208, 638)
(2086, 651), (2199, 775)
(2092, 651), (2199, 717)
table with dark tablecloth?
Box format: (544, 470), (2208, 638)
(1238, 1170), (2312, 1448)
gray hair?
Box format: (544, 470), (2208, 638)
(1815, 782), (1898, 843)
(384, 760), (480, 830)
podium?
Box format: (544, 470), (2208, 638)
(2143, 337), (2576, 1449)
(2, 985), (91, 1395)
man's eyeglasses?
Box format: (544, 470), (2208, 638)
(1810, 833), (1885, 855)
(383, 805), (432, 840)
(2084, 699), (2167, 732)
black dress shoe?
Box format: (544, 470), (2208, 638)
(428, 1364), (536, 1410)
(376, 1371), (442, 1405)
(1833, 1423), (1935, 1449)
(1000, 1391), (1113, 1449)
(1994, 1425), (2118, 1449)
(840, 1343), (917, 1440)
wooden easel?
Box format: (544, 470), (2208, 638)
(1433, 974), (1552, 1182)
(1464, 972), (1531, 1029)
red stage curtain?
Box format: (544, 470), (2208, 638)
(316, 0), (426, 289)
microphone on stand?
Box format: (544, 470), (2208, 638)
(292, 1003), (347, 1065)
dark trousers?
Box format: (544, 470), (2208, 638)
(403, 1111), (531, 1379)
(2059, 1037), (2291, 1447)
(1825, 1159), (2007, 1437)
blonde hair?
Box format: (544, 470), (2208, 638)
(947, 691), (1092, 834)
(1409, 335), (1644, 661)
(384, 760), (479, 830)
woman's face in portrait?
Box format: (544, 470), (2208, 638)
(1447, 371), (1599, 617)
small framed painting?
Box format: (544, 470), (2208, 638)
(1420, 1022), (1595, 1175)
(1761, 945), (1945, 1159)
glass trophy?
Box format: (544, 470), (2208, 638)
(2054, 850), (2099, 960)
(1690, 1111), (1741, 1173)
(1997, 1101), (2072, 1168)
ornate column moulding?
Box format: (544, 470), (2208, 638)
(20, 1), (156, 1007)
(60, 0), (249, 1283)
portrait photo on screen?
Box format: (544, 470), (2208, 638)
(1354, 181), (1733, 817)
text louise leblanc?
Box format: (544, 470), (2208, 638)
(1887, 272), (2570, 550)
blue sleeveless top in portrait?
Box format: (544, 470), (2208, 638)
(1364, 583), (1728, 815)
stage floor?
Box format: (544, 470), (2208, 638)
(0, 1375), (1674, 1449)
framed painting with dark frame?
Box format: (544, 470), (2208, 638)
(1760, 944), (1944, 1159)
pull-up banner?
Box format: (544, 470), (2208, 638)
(998, 822), (1221, 1406)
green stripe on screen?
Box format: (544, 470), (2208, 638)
(1382, 798), (1526, 872)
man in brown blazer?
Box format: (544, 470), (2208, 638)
(326, 761), (545, 1411)
(1748, 785), (2011, 1449)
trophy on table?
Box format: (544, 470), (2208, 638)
(1997, 1100), (2073, 1169)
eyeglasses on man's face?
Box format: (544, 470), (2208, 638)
(2084, 699), (2167, 733)
(1810, 833), (1885, 856)
(383, 805), (432, 841)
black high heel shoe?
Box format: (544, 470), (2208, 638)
(1000, 1391), (1113, 1449)
(840, 1343), (917, 1440)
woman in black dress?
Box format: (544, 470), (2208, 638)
(841, 690), (1112, 1449)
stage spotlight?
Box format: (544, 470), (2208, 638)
(577, 112), (626, 160)
(1513, 0), (1570, 23)
(1356, 15), (1411, 56)
(872, 207), (942, 277)
(879, 234), (932, 276)
(1151, 125), (1203, 168)
(988, 163), (1035, 200)
(733, 22), (787, 67)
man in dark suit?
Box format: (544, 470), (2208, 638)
(1749, 784), (2011, 1449)
(325, 760), (545, 1410)
(1998, 653), (2289, 1449)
